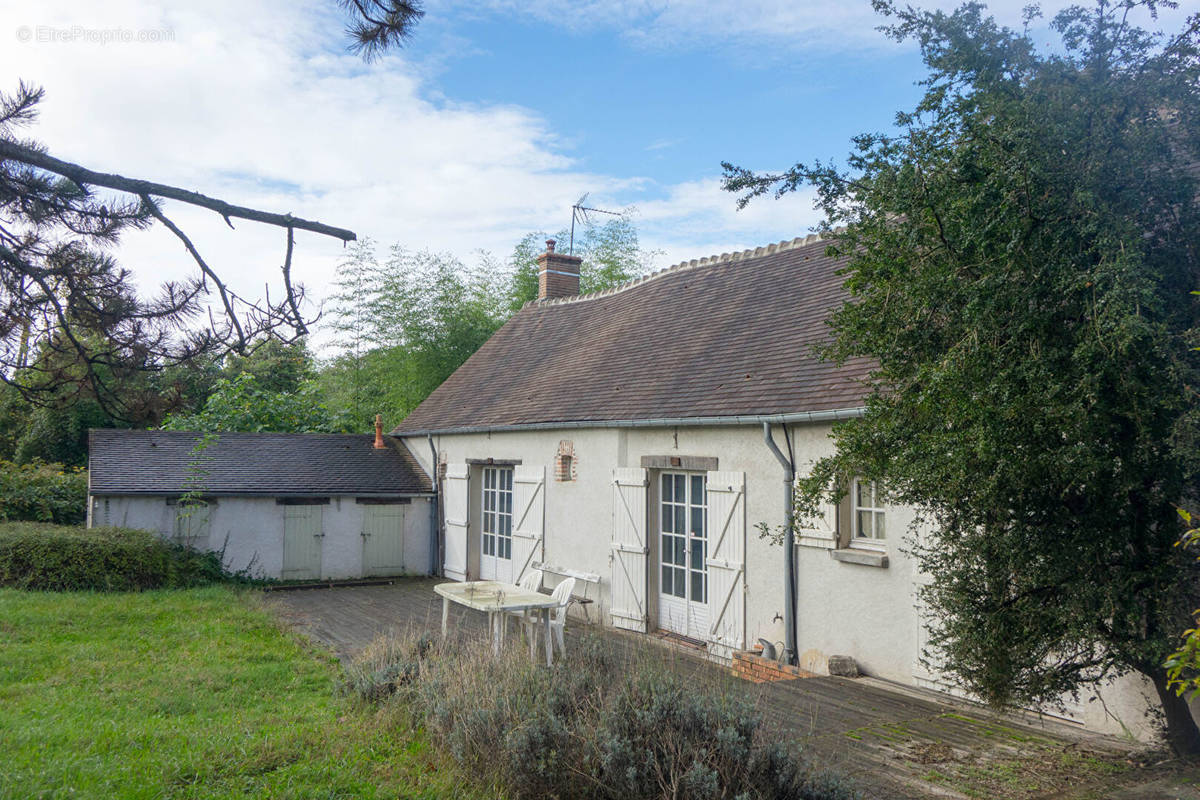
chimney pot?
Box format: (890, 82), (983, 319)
(374, 414), (386, 449)
(545, 238), (556, 253)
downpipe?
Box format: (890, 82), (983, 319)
(427, 434), (440, 577)
(763, 422), (797, 666)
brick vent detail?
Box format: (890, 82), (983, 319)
(731, 648), (816, 684)
(555, 440), (576, 481)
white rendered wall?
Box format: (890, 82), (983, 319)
(403, 423), (1194, 743)
(89, 495), (431, 580)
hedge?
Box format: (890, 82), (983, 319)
(0, 461), (88, 525)
(0, 523), (232, 591)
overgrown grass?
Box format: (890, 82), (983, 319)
(0, 586), (480, 799)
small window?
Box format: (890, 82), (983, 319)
(173, 502), (211, 547)
(851, 479), (885, 549)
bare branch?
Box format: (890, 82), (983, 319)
(281, 226), (306, 335)
(142, 195), (249, 351)
(0, 138), (356, 242)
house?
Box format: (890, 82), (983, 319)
(392, 235), (1193, 742)
(87, 424), (434, 580)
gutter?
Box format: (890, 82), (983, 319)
(87, 491), (436, 498)
(763, 422), (798, 666)
(394, 408), (865, 438)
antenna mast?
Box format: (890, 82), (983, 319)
(569, 193), (621, 255)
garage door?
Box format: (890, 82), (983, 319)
(362, 505), (406, 576)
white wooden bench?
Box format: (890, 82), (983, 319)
(532, 561), (601, 621)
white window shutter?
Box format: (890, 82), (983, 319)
(705, 471), (746, 660)
(610, 467), (649, 632)
(510, 465), (545, 582)
(794, 461), (838, 547)
(442, 463), (470, 581)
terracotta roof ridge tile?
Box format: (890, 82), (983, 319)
(522, 231), (836, 310)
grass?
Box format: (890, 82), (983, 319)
(912, 740), (1130, 799)
(0, 586), (478, 799)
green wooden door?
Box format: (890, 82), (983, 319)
(283, 505), (323, 580)
(362, 505), (406, 576)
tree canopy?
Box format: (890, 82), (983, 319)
(725, 0), (1200, 753)
(160, 372), (335, 434)
(321, 217), (657, 430)
(0, 2), (421, 417)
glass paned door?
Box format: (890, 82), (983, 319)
(657, 472), (708, 638)
(480, 467), (514, 582)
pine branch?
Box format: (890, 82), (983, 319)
(0, 139), (356, 242)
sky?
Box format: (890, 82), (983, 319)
(1, 0), (1191, 350)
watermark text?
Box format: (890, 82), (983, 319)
(16, 25), (175, 45)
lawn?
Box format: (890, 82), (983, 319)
(0, 586), (475, 799)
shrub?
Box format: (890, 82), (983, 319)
(348, 630), (859, 800)
(0, 461), (88, 524)
(0, 522), (236, 591)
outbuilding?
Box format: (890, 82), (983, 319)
(87, 427), (434, 580)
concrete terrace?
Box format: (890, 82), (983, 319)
(268, 579), (1156, 800)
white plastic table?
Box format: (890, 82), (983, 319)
(434, 581), (560, 665)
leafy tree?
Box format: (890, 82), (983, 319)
(321, 221), (658, 428)
(12, 400), (112, 466)
(724, 1), (1200, 753)
(1168, 509), (1200, 700)
(320, 245), (508, 427)
(160, 372), (335, 433)
(219, 338), (314, 395)
(322, 240), (384, 427)
(0, 84), (350, 417)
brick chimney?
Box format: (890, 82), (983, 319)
(537, 239), (582, 301)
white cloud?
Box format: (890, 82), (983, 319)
(7, 0), (1177, 357)
(0, 1), (638, 346)
(0, 0), (824, 355)
(627, 178), (824, 268)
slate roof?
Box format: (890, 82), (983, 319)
(88, 430), (432, 496)
(394, 234), (871, 435)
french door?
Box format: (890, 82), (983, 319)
(480, 466), (514, 582)
(657, 471), (708, 639)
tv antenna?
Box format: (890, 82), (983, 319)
(569, 193), (621, 255)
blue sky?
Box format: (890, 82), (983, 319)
(2, 0), (1190, 347)
(405, 12), (927, 189)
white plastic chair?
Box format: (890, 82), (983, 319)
(517, 569), (543, 593)
(504, 569), (543, 635)
(522, 577), (575, 657)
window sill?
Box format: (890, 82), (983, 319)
(831, 548), (889, 568)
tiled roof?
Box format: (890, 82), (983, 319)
(395, 234), (871, 434)
(88, 430), (432, 496)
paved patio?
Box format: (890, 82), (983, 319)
(267, 578), (1161, 799)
